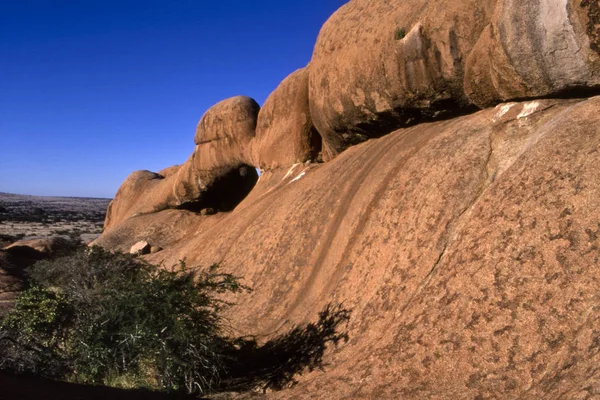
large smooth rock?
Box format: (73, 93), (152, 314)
(104, 97), (261, 230)
(253, 68), (322, 170)
(98, 96), (600, 398)
(309, 0), (600, 159)
(464, 0), (600, 107)
(194, 95), (259, 171)
(309, 0), (496, 159)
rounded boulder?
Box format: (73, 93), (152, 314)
(253, 68), (322, 170)
(464, 0), (600, 107)
(193, 96), (260, 171)
(309, 0), (495, 159)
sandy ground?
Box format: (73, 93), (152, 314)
(0, 192), (110, 246)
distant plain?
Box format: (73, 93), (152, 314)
(0, 192), (110, 247)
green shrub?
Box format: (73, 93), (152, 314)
(0, 248), (246, 393)
(0, 247), (351, 395)
(394, 27), (406, 40)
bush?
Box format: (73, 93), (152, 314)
(0, 247), (246, 393)
(394, 27), (406, 40)
(0, 247), (350, 395)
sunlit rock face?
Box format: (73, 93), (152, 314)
(464, 0), (600, 107)
(95, 0), (600, 398)
(308, 0), (600, 158)
(103, 96), (260, 231)
(97, 96), (600, 399)
(252, 67), (322, 170)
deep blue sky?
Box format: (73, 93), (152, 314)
(0, 0), (346, 198)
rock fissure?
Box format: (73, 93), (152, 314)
(398, 130), (494, 320)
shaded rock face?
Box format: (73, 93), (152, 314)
(99, 96), (600, 398)
(0, 237), (75, 313)
(582, 0), (600, 53)
(103, 97), (260, 230)
(253, 68), (322, 170)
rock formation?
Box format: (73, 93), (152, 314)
(194, 96), (259, 170)
(464, 0), (600, 107)
(308, 0), (496, 158)
(91, 0), (600, 398)
(0, 237), (76, 313)
(308, 0), (600, 159)
(3, 237), (76, 260)
(0, 251), (25, 314)
(253, 67), (322, 169)
(104, 96), (260, 230)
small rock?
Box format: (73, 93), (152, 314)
(150, 245), (163, 254)
(130, 240), (151, 255)
(200, 208), (217, 216)
(3, 237), (75, 259)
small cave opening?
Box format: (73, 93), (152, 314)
(176, 165), (259, 214)
(308, 126), (324, 163)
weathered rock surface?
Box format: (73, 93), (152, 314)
(464, 0), (600, 107)
(194, 96), (259, 171)
(96, 209), (208, 254)
(308, 0), (600, 159)
(104, 97), (261, 230)
(309, 0), (496, 158)
(253, 68), (322, 169)
(0, 251), (26, 314)
(98, 95), (600, 398)
(3, 236), (75, 259)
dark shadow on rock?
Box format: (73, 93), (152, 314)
(0, 372), (196, 400)
(177, 165), (259, 214)
(218, 304), (351, 393)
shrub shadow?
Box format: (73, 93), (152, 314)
(218, 304), (351, 393)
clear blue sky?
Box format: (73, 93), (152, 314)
(0, 0), (346, 198)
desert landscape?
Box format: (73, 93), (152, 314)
(0, 192), (109, 246)
(2, 0), (600, 398)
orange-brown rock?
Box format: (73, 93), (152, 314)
(97, 209), (208, 254)
(309, 0), (496, 158)
(464, 0), (600, 107)
(0, 251), (25, 314)
(3, 236), (75, 259)
(253, 68), (321, 169)
(104, 97), (261, 230)
(98, 96), (600, 398)
(157, 164), (181, 179)
(308, 0), (600, 160)
(194, 95), (259, 171)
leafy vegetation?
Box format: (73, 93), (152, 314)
(0, 247), (350, 395)
(394, 27), (406, 40)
